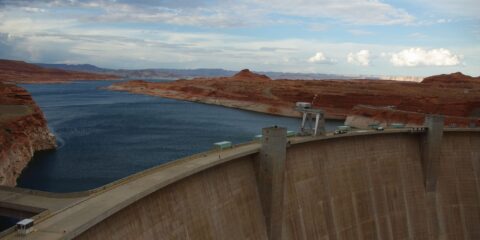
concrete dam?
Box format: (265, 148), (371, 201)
(0, 124), (479, 239)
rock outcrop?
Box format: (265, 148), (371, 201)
(421, 72), (480, 86)
(0, 83), (56, 186)
(0, 59), (119, 83)
(231, 69), (271, 81)
(108, 70), (480, 122)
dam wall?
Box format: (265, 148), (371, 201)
(78, 156), (267, 239)
(73, 130), (480, 240)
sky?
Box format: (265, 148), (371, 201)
(0, 0), (479, 76)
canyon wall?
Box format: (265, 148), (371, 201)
(0, 83), (56, 186)
(74, 131), (480, 240)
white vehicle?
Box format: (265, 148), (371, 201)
(16, 219), (34, 235)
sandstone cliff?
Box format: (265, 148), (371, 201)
(108, 70), (480, 122)
(0, 83), (56, 186)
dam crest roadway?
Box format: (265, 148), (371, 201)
(0, 124), (479, 239)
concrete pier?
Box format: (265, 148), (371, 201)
(422, 115), (444, 192)
(257, 126), (287, 240)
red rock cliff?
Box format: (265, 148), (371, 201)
(0, 83), (56, 186)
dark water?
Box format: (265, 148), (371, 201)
(0, 216), (18, 232)
(17, 81), (343, 193)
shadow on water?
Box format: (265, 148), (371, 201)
(17, 80), (344, 193)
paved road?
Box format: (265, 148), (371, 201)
(1, 142), (261, 240)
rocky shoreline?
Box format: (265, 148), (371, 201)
(0, 83), (56, 186)
(108, 70), (480, 125)
(107, 80), (305, 118)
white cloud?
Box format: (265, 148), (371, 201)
(308, 52), (335, 64)
(21, 7), (46, 13)
(414, 0), (479, 19)
(93, 4), (258, 28)
(84, 0), (416, 27)
(348, 29), (374, 36)
(0, 0), (415, 27)
(409, 32), (427, 39)
(308, 23), (329, 32)
(390, 48), (461, 67)
(347, 50), (370, 66)
(436, 18), (451, 24)
(0, 18), (75, 35)
(253, 0), (415, 25)
(0, 4), (478, 75)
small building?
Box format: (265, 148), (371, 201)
(213, 141), (232, 150)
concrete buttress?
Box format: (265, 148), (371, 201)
(422, 115), (444, 192)
(421, 115), (445, 239)
(257, 126), (287, 240)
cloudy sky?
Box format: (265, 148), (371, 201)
(0, 0), (479, 76)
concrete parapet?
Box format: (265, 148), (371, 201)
(257, 126), (287, 240)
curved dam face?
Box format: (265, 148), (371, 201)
(73, 130), (479, 240)
(1, 129), (478, 239)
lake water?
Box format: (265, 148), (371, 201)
(18, 80), (343, 193)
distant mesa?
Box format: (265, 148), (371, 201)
(231, 69), (271, 81)
(421, 72), (480, 85)
(36, 62), (420, 81)
(0, 59), (118, 84)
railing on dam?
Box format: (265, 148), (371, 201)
(1, 125), (479, 240)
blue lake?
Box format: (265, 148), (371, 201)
(18, 80), (343, 193)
